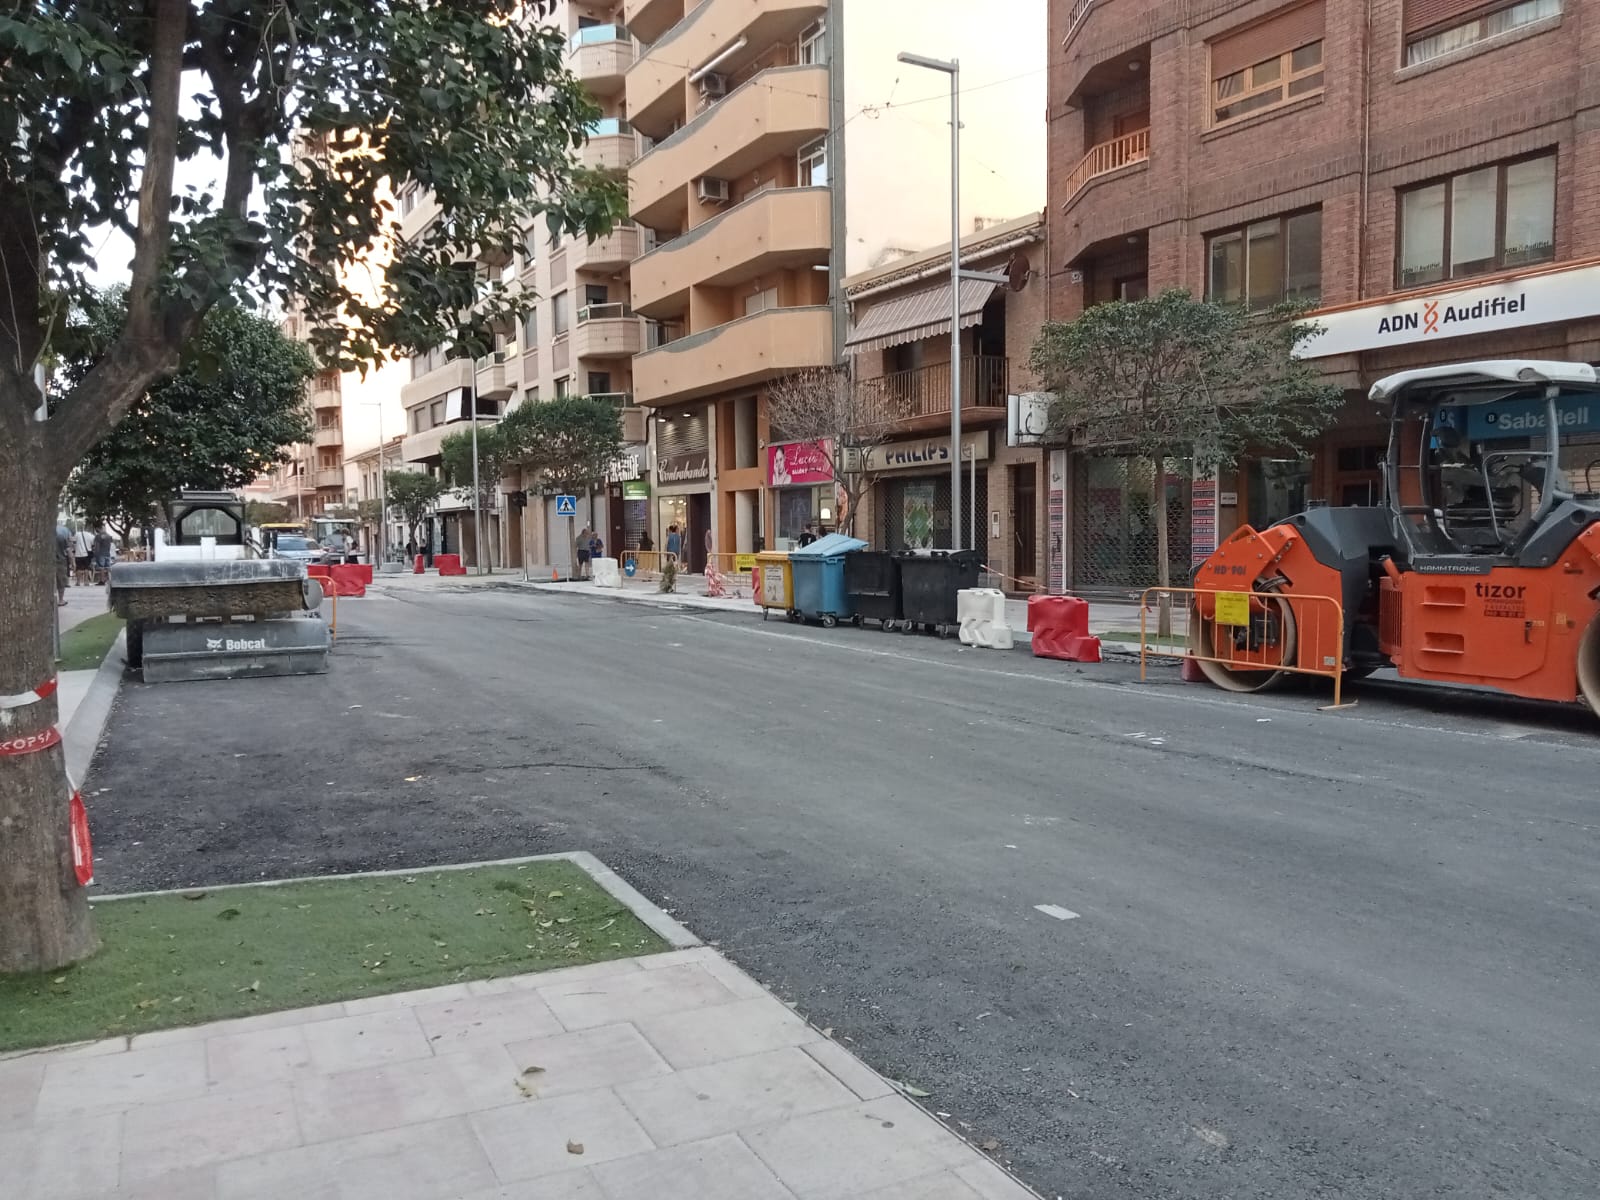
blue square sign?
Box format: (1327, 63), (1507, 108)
(555, 495), (578, 516)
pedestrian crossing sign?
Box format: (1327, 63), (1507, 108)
(555, 495), (577, 516)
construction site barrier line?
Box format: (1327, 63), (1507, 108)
(0, 677), (58, 708)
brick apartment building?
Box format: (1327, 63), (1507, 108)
(1049, 0), (1600, 592)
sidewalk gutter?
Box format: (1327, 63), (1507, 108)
(64, 629), (125, 783)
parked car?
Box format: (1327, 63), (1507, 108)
(270, 534), (325, 566)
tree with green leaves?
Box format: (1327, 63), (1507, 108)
(502, 396), (624, 570)
(64, 294), (314, 539)
(0, 0), (625, 972)
(385, 471), (447, 560)
(246, 501), (294, 528)
(1029, 290), (1342, 633)
(440, 421), (522, 570)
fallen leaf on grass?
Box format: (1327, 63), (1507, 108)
(135, 998), (160, 1010)
(598, 918), (616, 932)
(52, 976), (66, 985)
(217, 908), (241, 921)
(182, 891), (207, 901)
(237, 980), (260, 993)
(566, 1140), (584, 1156)
(547, 890), (565, 900)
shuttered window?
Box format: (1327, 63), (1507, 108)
(1209, 2), (1325, 126)
(1405, 0), (1562, 65)
(1404, 0), (1496, 33)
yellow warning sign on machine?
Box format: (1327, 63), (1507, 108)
(1214, 591), (1251, 626)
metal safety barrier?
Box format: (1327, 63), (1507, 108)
(1137, 585), (1352, 709)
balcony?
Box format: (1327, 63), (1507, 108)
(311, 384), (341, 411)
(1063, 0), (1096, 47)
(628, 0), (828, 139)
(632, 186), (829, 318)
(312, 426), (343, 449)
(1061, 128), (1149, 212)
(313, 469), (344, 490)
(569, 223), (646, 274)
(624, 0), (685, 46)
(855, 357), (1010, 435)
(401, 358), (473, 410)
(474, 349), (517, 401)
(570, 25), (634, 97)
(571, 304), (643, 359)
(630, 64), (828, 230)
(583, 118), (638, 172)
(632, 304), (832, 406)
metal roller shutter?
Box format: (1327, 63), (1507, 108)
(1210, 1), (1325, 79)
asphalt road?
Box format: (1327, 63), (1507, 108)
(88, 584), (1600, 1199)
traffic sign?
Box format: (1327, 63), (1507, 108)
(555, 494), (577, 516)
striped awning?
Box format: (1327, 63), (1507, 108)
(845, 278), (998, 354)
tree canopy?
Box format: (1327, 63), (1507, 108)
(64, 293), (314, 535)
(385, 470), (447, 550)
(501, 395), (625, 496)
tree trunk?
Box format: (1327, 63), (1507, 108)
(0, 449), (99, 973)
(1153, 455), (1173, 639)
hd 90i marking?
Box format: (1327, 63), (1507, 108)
(1187, 360), (1600, 723)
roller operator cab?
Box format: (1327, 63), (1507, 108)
(1190, 360), (1600, 721)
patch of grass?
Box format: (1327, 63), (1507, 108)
(0, 860), (665, 1053)
(1105, 629), (1187, 648)
(57, 612), (125, 671)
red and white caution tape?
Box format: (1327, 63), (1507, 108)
(0, 677), (57, 709)
(70, 788), (93, 886)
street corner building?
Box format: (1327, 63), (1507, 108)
(1050, 0), (1600, 593)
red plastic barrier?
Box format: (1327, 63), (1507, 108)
(356, 563), (374, 584)
(413, 555), (425, 574)
(306, 564), (331, 579)
(328, 564), (367, 597)
(435, 553), (466, 577)
(1027, 595), (1102, 663)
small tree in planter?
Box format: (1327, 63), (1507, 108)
(503, 396), (624, 574)
(386, 471), (448, 561)
(1029, 289), (1342, 635)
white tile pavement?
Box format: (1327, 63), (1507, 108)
(2, 944), (1038, 1199)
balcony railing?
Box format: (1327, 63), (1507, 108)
(570, 23), (626, 50)
(1061, 127), (1149, 206)
(578, 303), (634, 323)
(854, 357), (1009, 428)
(586, 117), (634, 138)
(1064, 0), (1095, 45)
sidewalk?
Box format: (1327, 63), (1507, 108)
(3, 932), (1034, 1200)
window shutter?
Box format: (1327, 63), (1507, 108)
(1403, 0), (1495, 35)
(1210, 1), (1325, 79)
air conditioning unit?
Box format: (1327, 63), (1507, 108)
(698, 72), (727, 99)
(696, 176), (730, 205)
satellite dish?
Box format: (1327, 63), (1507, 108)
(1006, 253), (1032, 293)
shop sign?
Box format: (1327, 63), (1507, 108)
(1296, 264), (1600, 359)
(657, 451), (709, 484)
(1007, 393), (1052, 446)
(607, 453), (642, 483)
(621, 479), (650, 499)
(1454, 397), (1600, 441)
(767, 440), (834, 486)
(854, 431), (990, 474)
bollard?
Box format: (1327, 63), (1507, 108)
(413, 554), (424, 575)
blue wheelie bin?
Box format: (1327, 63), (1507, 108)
(789, 533), (867, 627)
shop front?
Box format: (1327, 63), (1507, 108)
(862, 431), (991, 553)
(767, 439), (835, 550)
(653, 406), (713, 571)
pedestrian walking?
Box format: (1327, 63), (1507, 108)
(575, 525), (593, 579)
(92, 530), (115, 584)
(664, 524), (682, 565)
(55, 525), (72, 605)
(796, 521), (819, 548)
(73, 528), (94, 586)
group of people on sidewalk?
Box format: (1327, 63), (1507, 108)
(55, 525), (116, 604)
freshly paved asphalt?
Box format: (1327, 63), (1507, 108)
(88, 584), (1600, 1200)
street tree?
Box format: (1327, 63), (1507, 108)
(246, 501), (293, 528)
(0, 0), (625, 972)
(1029, 289), (1341, 633)
(440, 419), (521, 568)
(385, 471), (447, 559)
(64, 294), (315, 538)
(765, 367), (904, 537)
(505, 396), (624, 567)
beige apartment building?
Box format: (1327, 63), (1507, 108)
(263, 354), (349, 519)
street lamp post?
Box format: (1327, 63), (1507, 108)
(469, 383), (486, 574)
(895, 51), (1013, 554)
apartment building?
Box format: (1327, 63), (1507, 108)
(264, 358), (348, 518)
(1050, 0), (1600, 591)
(347, 435), (410, 560)
(842, 214), (1050, 588)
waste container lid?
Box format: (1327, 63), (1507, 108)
(791, 533), (867, 558)
(108, 559), (307, 588)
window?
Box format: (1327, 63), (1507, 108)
(523, 308), (537, 345)
(1405, 0), (1562, 67)
(522, 226), (539, 265)
(798, 139), (827, 187)
(410, 407), (423, 433)
(552, 291), (569, 335)
(430, 400), (444, 426)
(555, 376), (570, 399)
(587, 371), (612, 396)
(799, 19), (827, 65)
(1209, 2), (1325, 126)
(1397, 153), (1555, 287)
(745, 287), (779, 316)
(583, 284), (609, 308)
(523, 386), (539, 406)
(1213, 40), (1322, 123)
(1207, 209), (1322, 308)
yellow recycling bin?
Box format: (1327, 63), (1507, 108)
(754, 551), (794, 621)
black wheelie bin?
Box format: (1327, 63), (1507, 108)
(897, 550), (981, 638)
(844, 550), (903, 631)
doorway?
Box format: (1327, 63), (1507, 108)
(688, 492), (712, 572)
(1011, 463), (1038, 587)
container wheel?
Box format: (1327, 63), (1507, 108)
(1189, 588), (1298, 694)
(1579, 612), (1600, 721)
(901, 621), (915, 635)
(852, 615), (863, 627)
(788, 610), (800, 623)
(762, 608), (769, 622)
(822, 614), (838, 629)
(880, 620), (896, 633)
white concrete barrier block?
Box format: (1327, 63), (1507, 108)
(958, 587), (1013, 649)
(592, 557), (622, 588)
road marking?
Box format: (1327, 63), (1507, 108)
(1034, 904), (1080, 921)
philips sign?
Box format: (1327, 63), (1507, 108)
(1297, 264), (1600, 358)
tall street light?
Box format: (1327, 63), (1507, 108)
(356, 400), (389, 566)
(894, 51), (1012, 553)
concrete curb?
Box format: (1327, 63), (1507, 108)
(65, 628), (126, 784)
(90, 850), (702, 950)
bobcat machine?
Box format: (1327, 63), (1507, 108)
(1188, 360), (1600, 721)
